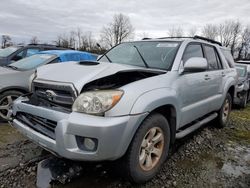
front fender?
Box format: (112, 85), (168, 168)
(130, 87), (180, 125)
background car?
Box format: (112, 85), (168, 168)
(234, 64), (250, 108)
(0, 44), (68, 66)
(236, 60), (250, 77)
(0, 50), (97, 120)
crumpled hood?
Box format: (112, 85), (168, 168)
(36, 61), (149, 92)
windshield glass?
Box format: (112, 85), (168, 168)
(98, 41), (181, 70)
(9, 54), (57, 71)
(236, 65), (247, 77)
(0, 46), (20, 57)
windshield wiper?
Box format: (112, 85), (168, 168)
(102, 53), (112, 63)
(133, 45), (149, 68)
(5, 65), (18, 70)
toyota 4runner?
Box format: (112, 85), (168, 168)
(9, 36), (237, 183)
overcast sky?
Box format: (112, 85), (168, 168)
(1, 0), (250, 44)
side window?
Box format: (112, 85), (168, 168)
(215, 50), (222, 69)
(11, 50), (24, 61)
(204, 46), (219, 70)
(222, 49), (235, 68)
(26, 48), (40, 57)
(48, 58), (60, 64)
(182, 44), (203, 63)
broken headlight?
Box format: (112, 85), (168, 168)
(72, 90), (123, 115)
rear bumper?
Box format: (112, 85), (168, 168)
(10, 97), (147, 161)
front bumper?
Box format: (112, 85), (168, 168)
(10, 97), (147, 161)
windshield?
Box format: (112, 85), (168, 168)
(9, 54), (57, 71)
(236, 65), (247, 77)
(0, 46), (20, 57)
(98, 41), (181, 70)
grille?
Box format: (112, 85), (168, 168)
(32, 80), (77, 111)
(16, 112), (57, 139)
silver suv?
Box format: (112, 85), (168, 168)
(9, 36), (237, 183)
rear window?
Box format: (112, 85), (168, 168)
(221, 49), (235, 68)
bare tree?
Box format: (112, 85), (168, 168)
(30, 36), (39, 44)
(188, 27), (198, 37)
(167, 26), (184, 37)
(237, 26), (250, 59)
(100, 13), (134, 48)
(1, 35), (12, 48)
(69, 31), (76, 49)
(75, 27), (82, 49)
(80, 32), (96, 51)
(201, 24), (218, 40)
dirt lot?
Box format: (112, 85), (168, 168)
(0, 105), (249, 188)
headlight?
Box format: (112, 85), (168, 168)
(72, 90), (124, 115)
(28, 71), (37, 92)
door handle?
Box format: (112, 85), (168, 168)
(222, 72), (226, 77)
(204, 74), (211, 80)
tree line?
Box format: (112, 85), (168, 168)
(1, 14), (250, 59)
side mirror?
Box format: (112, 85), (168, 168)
(183, 57), (208, 72)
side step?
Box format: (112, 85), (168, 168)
(176, 113), (218, 139)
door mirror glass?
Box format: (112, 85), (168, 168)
(183, 57), (208, 72)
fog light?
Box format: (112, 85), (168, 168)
(84, 138), (96, 151)
(76, 136), (98, 152)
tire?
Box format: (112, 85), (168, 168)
(214, 93), (232, 128)
(123, 113), (171, 183)
(0, 90), (23, 121)
(239, 93), (248, 108)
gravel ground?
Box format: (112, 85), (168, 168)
(0, 105), (249, 188)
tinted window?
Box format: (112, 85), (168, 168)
(182, 44), (203, 63)
(26, 48), (40, 57)
(204, 46), (219, 70)
(99, 41), (180, 70)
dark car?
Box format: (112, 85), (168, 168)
(0, 44), (68, 66)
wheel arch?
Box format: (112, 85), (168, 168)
(0, 86), (28, 95)
(151, 104), (177, 145)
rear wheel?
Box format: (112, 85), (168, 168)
(0, 90), (23, 121)
(123, 113), (170, 183)
(214, 93), (232, 128)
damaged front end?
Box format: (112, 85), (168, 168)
(82, 69), (165, 91)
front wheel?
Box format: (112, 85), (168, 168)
(123, 113), (170, 183)
(214, 93), (232, 128)
(0, 90), (23, 121)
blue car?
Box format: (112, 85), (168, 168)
(0, 50), (97, 120)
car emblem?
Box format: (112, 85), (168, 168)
(45, 90), (56, 101)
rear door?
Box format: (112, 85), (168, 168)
(203, 44), (224, 111)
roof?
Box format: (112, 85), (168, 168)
(38, 50), (97, 62)
(140, 35), (222, 46)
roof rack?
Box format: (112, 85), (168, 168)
(142, 35), (222, 46)
(28, 43), (58, 47)
(193, 35), (222, 46)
